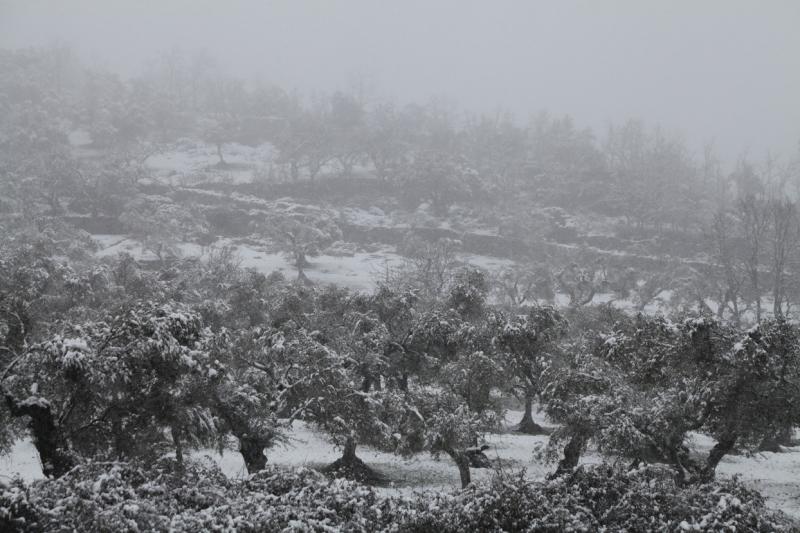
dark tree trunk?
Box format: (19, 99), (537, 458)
(446, 450), (471, 489)
(4, 393), (75, 478)
(172, 426), (184, 472)
(323, 436), (380, 483)
(442, 447), (472, 489)
(342, 437), (357, 461)
(213, 393), (271, 474)
(240, 437), (267, 474)
(516, 394), (546, 435)
(294, 249), (310, 270)
(553, 434), (586, 477)
(296, 268), (314, 287)
(112, 416), (127, 461)
(703, 433), (737, 480)
(216, 142), (226, 165)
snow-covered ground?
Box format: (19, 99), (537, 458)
(146, 141), (277, 185)
(93, 235), (405, 292)
(92, 235), (520, 294)
(0, 440), (42, 484)
(91, 234), (684, 313)
(3, 411), (798, 518)
(693, 431), (800, 520)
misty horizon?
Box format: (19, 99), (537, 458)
(1, 0), (799, 166)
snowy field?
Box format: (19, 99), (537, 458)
(146, 141), (278, 185)
(92, 234), (673, 313)
(3, 410), (799, 519)
(92, 235), (514, 294)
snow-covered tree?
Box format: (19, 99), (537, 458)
(208, 326), (293, 473)
(288, 289), (408, 482)
(399, 149), (482, 216)
(1, 302), (222, 477)
(120, 195), (209, 264)
(491, 306), (567, 434)
(544, 314), (800, 483)
(252, 201), (342, 280)
(491, 265), (555, 307)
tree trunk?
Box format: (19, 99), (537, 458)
(155, 243), (165, 266)
(516, 394), (546, 435)
(703, 433), (737, 480)
(753, 272), (762, 322)
(553, 434), (585, 477)
(216, 142), (226, 165)
(240, 437), (267, 474)
(294, 249), (310, 269)
(456, 453), (471, 489)
(111, 416), (127, 460)
(323, 436), (380, 483)
(172, 426), (184, 472)
(296, 268), (314, 287)
(343, 436), (357, 462)
(445, 449), (471, 489)
(4, 393), (75, 478)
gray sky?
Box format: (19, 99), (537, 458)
(1, 0), (798, 163)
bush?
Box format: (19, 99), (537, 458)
(397, 465), (794, 532)
(0, 478), (37, 533)
(2, 460), (794, 532)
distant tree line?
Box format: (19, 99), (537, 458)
(3, 46), (798, 231)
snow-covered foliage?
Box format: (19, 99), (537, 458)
(250, 200), (342, 272)
(544, 312), (800, 483)
(1, 460), (793, 532)
(2, 302), (223, 475)
(119, 194), (209, 262)
(398, 465), (794, 532)
(398, 148), (484, 216)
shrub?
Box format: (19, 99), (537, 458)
(397, 465), (794, 532)
(2, 460), (794, 532)
(0, 478), (37, 533)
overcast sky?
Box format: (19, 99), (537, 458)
(1, 0), (798, 164)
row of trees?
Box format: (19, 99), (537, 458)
(546, 312), (800, 481)
(705, 194), (800, 324)
(2, 220), (799, 489)
(0, 220), (564, 487)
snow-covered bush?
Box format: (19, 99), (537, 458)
(0, 478), (36, 533)
(397, 465), (794, 532)
(3, 461), (793, 532)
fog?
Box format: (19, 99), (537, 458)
(2, 0), (798, 162)
(7, 1), (800, 524)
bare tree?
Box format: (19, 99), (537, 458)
(707, 211), (745, 325)
(768, 199), (799, 318)
(738, 195), (770, 321)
